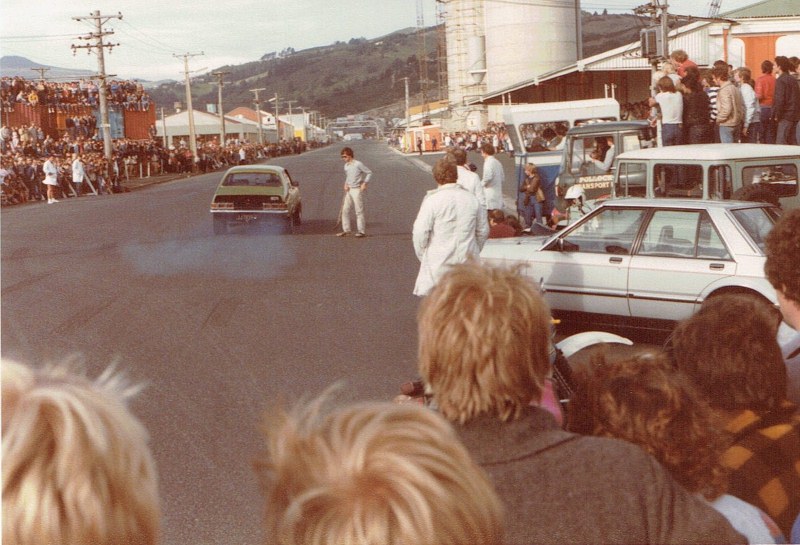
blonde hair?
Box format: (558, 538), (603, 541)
(2, 359), (160, 545)
(418, 262), (552, 423)
(254, 396), (504, 545)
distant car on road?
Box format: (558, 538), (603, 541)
(210, 165), (301, 234)
(481, 198), (780, 331)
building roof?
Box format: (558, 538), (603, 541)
(468, 0), (798, 105)
(722, 0), (800, 18)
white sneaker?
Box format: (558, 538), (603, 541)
(48, 199), (59, 204)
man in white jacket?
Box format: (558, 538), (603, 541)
(480, 143), (504, 211)
(71, 153), (86, 197)
(42, 154), (59, 204)
(449, 147), (486, 210)
(412, 159), (489, 297)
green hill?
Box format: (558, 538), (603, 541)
(149, 13), (648, 121)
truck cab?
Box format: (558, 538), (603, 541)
(611, 144), (800, 210)
(558, 121), (655, 201)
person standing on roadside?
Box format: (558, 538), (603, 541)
(337, 146), (372, 238)
(71, 153), (86, 197)
(449, 147), (486, 210)
(772, 56), (800, 145)
(480, 143), (504, 212)
(42, 153), (59, 204)
(412, 158), (488, 297)
(713, 66), (745, 143)
(735, 67), (760, 143)
(756, 60), (777, 143)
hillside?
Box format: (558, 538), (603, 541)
(147, 13), (649, 119)
(3, 13), (650, 121)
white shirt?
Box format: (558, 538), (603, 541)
(412, 184), (489, 297)
(43, 159), (58, 185)
(656, 91), (684, 125)
(72, 158), (85, 183)
(481, 154), (505, 210)
(739, 83), (760, 128)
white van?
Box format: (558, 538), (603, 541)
(612, 143), (800, 210)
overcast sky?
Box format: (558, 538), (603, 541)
(1, 0), (761, 81)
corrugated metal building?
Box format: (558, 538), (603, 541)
(461, 0), (800, 125)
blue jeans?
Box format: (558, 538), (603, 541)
(718, 125), (738, 143)
(742, 122), (760, 143)
(776, 120), (796, 145)
(759, 107), (774, 143)
(661, 124), (683, 146)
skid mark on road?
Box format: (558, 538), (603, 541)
(1, 272), (57, 296)
(202, 297), (242, 329)
(53, 298), (117, 335)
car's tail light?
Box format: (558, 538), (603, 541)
(211, 201), (234, 210)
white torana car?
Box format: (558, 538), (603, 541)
(481, 198), (780, 331)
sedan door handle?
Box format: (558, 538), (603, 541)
(709, 263), (725, 270)
(609, 257), (623, 264)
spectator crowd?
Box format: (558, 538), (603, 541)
(0, 78), (326, 206)
(5, 208), (800, 545)
(648, 51), (800, 145)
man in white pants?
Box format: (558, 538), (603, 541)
(337, 147), (372, 238)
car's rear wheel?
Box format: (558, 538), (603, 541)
(213, 216), (227, 235)
(293, 203), (302, 226)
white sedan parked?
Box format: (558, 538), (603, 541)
(481, 198), (780, 330)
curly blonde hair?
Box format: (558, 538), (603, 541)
(569, 352), (729, 500)
(2, 359), (160, 545)
(418, 263), (552, 424)
(254, 394), (504, 545)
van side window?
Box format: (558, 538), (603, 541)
(742, 164), (798, 197)
(615, 162), (647, 197)
(654, 164), (703, 197)
(520, 121), (568, 152)
(708, 165), (732, 200)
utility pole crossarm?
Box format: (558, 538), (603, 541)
(71, 10), (122, 177)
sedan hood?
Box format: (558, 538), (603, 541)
(481, 235), (551, 259)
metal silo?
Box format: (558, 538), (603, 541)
(483, 0), (578, 92)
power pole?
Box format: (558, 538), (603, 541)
(250, 87), (266, 145)
(30, 67), (50, 81)
(72, 10), (122, 168)
(174, 52), (204, 165)
(212, 70), (229, 145)
(270, 93), (280, 141)
(284, 99), (297, 139)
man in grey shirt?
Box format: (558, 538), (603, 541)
(338, 147), (373, 238)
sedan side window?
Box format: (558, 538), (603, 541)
(557, 208), (646, 254)
(638, 210), (701, 258)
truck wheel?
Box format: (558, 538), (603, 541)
(213, 216), (227, 235)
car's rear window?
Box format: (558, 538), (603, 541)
(222, 172), (282, 187)
(730, 206), (780, 252)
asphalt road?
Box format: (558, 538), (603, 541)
(1, 141), (655, 545)
(0, 140), (465, 545)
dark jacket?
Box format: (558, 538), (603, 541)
(683, 90), (711, 127)
(456, 406), (746, 545)
(773, 72), (800, 122)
